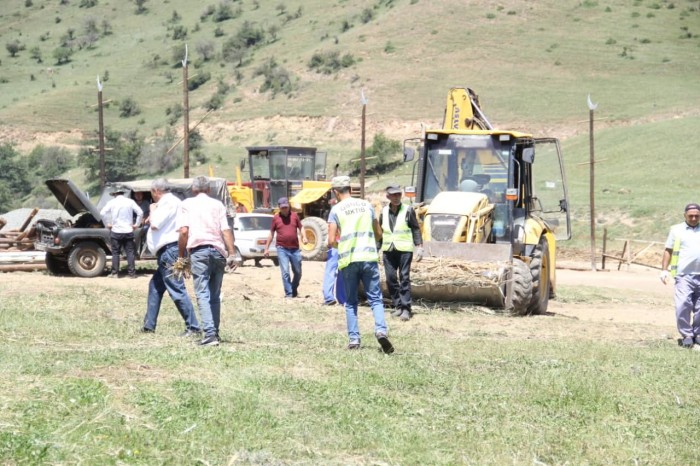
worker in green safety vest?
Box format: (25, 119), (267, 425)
(661, 202), (700, 349)
(378, 184), (423, 321)
(327, 175), (394, 354)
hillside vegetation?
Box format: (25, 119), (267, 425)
(0, 0), (699, 243)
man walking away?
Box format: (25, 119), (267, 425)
(142, 178), (200, 336)
(177, 176), (237, 347)
(327, 176), (394, 354)
(661, 202), (700, 349)
(263, 197), (308, 298)
(378, 184), (423, 321)
(100, 188), (143, 278)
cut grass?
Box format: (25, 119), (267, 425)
(0, 277), (698, 464)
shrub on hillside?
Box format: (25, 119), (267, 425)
(119, 97), (141, 118)
(6, 41), (25, 58)
(187, 71), (211, 91)
(308, 50), (356, 74)
(28, 145), (74, 179)
(254, 57), (295, 98)
(79, 0), (97, 8)
(52, 46), (73, 64)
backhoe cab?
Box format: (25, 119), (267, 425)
(403, 88), (571, 315)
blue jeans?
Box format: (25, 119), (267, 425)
(190, 246), (226, 337)
(143, 243), (199, 332)
(277, 246), (302, 297)
(322, 248), (345, 304)
(340, 261), (387, 343)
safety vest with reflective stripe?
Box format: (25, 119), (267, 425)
(334, 198), (379, 270)
(670, 236), (681, 277)
(381, 204), (414, 252)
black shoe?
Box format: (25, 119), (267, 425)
(129, 274), (137, 279)
(109, 272), (118, 279)
(390, 308), (403, 317)
(376, 333), (394, 354)
(347, 340), (361, 350)
(180, 328), (202, 338)
(679, 337), (694, 349)
(292, 290), (298, 298)
(199, 334), (220, 346)
(399, 309), (412, 321)
(141, 327), (155, 333)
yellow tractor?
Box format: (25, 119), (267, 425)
(403, 88), (571, 315)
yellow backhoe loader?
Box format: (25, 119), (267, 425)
(403, 88), (571, 315)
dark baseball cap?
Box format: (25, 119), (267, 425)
(685, 203), (700, 212)
(278, 197), (290, 208)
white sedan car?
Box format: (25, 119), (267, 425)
(233, 213), (278, 266)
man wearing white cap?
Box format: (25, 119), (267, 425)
(327, 175), (394, 354)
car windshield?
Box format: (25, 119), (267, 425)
(238, 216), (272, 231)
(423, 134), (510, 204)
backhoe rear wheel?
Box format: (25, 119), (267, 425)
(527, 238), (551, 315)
(508, 258), (533, 316)
(300, 216), (328, 261)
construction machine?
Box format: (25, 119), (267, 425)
(230, 146), (360, 261)
(403, 88), (571, 315)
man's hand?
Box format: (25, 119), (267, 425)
(415, 246), (424, 262)
(659, 270), (670, 285)
(263, 249), (270, 257)
(226, 255), (240, 272)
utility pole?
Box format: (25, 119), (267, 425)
(182, 44), (190, 178)
(587, 94), (598, 271)
(360, 89), (368, 198)
(97, 75), (106, 190)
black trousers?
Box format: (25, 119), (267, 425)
(382, 249), (413, 311)
(110, 231), (136, 275)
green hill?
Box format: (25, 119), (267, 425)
(1, 0), (699, 243)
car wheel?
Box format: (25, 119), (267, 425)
(67, 241), (107, 278)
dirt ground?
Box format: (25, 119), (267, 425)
(0, 258), (678, 346)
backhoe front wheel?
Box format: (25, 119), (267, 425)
(527, 238), (551, 315)
(508, 258), (533, 316)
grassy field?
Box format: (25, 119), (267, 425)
(1, 274), (698, 465)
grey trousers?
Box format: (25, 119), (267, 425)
(674, 274), (700, 340)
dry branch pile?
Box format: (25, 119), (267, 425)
(410, 256), (507, 288)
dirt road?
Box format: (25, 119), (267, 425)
(0, 258), (678, 345)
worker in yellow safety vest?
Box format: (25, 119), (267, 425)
(661, 202), (700, 349)
(378, 184), (423, 321)
(327, 176), (394, 354)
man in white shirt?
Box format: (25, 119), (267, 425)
(177, 176), (237, 347)
(141, 179), (200, 336)
(100, 188), (143, 278)
(661, 202), (700, 348)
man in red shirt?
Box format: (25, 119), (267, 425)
(264, 197), (308, 298)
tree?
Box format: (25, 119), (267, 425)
(134, 0), (148, 14)
(78, 129), (143, 183)
(29, 46), (42, 63)
(195, 40), (216, 61)
(0, 144), (30, 213)
(6, 41), (23, 57)
(27, 145), (74, 179)
(52, 46), (73, 64)
(119, 97), (141, 118)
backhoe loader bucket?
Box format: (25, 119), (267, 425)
(406, 241), (513, 308)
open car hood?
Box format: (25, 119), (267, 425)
(45, 178), (102, 221)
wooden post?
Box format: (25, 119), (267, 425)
(587, 94), (598, 271)
(602, 227), (607, 270)
(182, 44), (190, 178)
(360, 89), (368, 198)
(97, 76), (106, 190)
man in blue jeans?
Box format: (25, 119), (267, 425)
(327, 176), (394, 354)
(142, 178), (200, 335)
(177, 176), (237, 347)
(263, 197), (308, 298)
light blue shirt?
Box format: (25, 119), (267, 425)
(665, 222), (700, 276)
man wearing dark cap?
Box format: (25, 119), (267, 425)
(100, 187), (143, 278)
(378, 184), (423, 321)
(328, 175), (394, 354)
(264, 196), (308, 298)
(661, 202), (700, 349)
